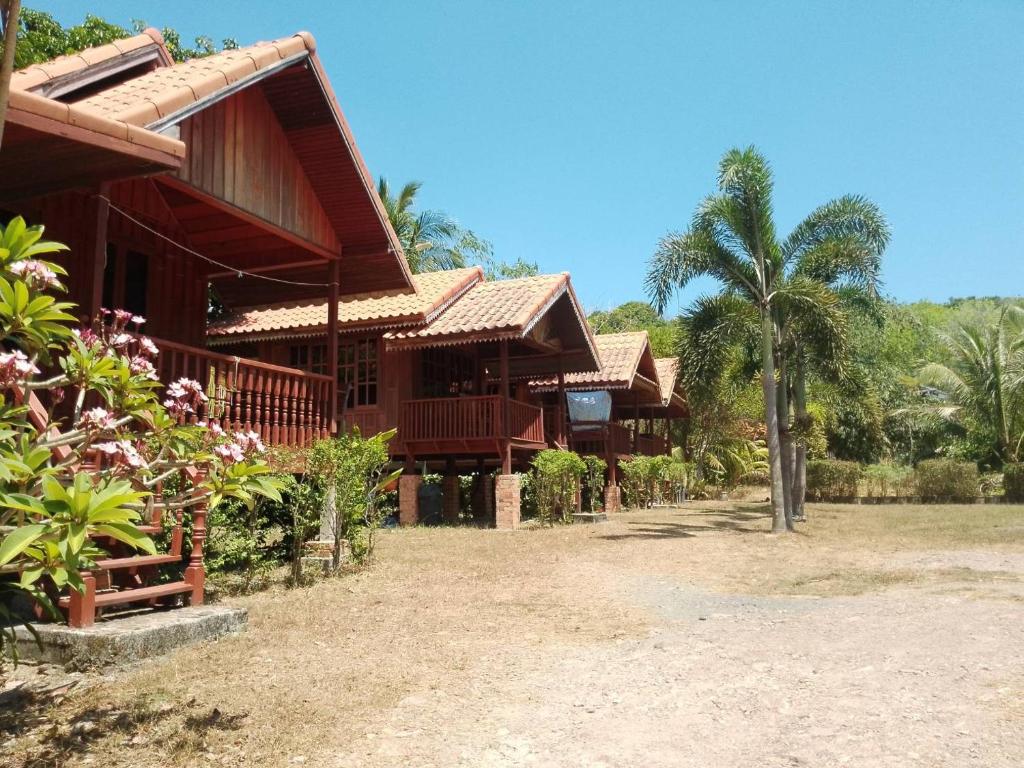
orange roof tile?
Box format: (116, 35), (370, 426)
(208, 267), (482, 341)
(533, 332), (651, 390)
(654, 357), (681, 405)
(73, 33), (314, 125)
(11, 28), (171, 92)
(385, 273), (570, 345)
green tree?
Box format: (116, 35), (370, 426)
(588, 301), (677, 356)
(377, 177), (492, 274)
(915, 306), (1024, 465)
(647, 146), (888, 532)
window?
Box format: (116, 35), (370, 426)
(339, 338), (378, 408)
(288, 343), (327, 375)
(421, 348), (476, 398)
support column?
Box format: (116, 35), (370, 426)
(327, 255), (340, 433)
(499, 338), (512, 474)
(556, 356), (566, 447)
(442, 459), (460, 524)
(633, 394), (640, 452)
(82, 183), (110, 326)
(399, 473), (422, 526)
(472, 459), (493, 524)
(495, 473), (521, 530)
(603, 484), (622, 514)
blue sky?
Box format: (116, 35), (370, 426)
(36, 1), (1024, 314)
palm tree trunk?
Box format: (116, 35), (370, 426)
(760, 310), (787, 532)
(792, 360), (808, 521)
(777, 354), (794, 530)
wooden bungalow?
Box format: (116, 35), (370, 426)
(1, 29), (414, 447)
(208, 268), (601, 528)
(530, 332), (686, 512)
(0, 29), (417, 623)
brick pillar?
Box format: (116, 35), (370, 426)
(442, 474), (461, 524)
(399, 475), (422, 526)
(495, 474), (521, 530)
(603, 484), (621, 514)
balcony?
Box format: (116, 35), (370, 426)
(151, 337), (334, 447)
(398, 395), (545, 454)
(569, 421), (634, 457)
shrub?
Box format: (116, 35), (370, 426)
(661, 460), (690, 504)
(914, 459), (979, 502)
(531, 449), (586, 524)
(805, 460), (862, 500)
(1003, 463), (1024, 502)
(305, 429), (400, 569)
(861, 464), (915, 498)
(620, 455), (670, 508)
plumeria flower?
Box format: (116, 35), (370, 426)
(79, 406), (117, 431)
(137, 336), (159, 359)
(129, 356), (158, 379)
(214, 442), (245, 464)
(95, 439), (145, 468)
(8, 260), (61, 291)
(0, 350), (40, 388)
(164, 377), (208, 417)
(234, 430), (266, 456)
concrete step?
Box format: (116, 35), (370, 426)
(573, 511), (609, 524)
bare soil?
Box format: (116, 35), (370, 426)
(3, 501), (1024, 767)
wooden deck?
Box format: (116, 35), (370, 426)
(398, 395), (546, 455)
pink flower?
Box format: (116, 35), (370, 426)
(137, 336), (159, 359)
(131, 315), (146, 326)
(129, 356), (157, 379)
(163, 377), (208, 417)
(234, 430), (266, 456)
(79, 406), (117, 431)
(110, 333), (133, 350)
(8, 260), (61, 291)
(0, 350), (40, 388)
(214, 443), (245, 464)
(95, 440), (144, 468)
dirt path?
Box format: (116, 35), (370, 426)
(5, 503), (1024, 767)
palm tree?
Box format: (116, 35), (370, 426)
(647, 147), (889, 531)
(377, 178), (491, 273)
(916, 306), (1024, 464)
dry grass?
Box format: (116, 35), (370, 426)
(2, 501), (1022, 767)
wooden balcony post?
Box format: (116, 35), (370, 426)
(499, 339), (511, 474)
(67, 571), (97, 628)
(184, 498), (207, 606)
(83, 183), (110, 326)
(633, 394), (640, 452)
(327, 255), (340, 434)
(556, 355), (566, 447)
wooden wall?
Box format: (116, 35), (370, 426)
(174, 87), (341, 257)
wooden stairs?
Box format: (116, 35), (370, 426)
(18, 388), (208, 628)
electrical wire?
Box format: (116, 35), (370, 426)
(98, 195), (341, 288)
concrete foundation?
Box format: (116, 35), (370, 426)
(399, 475), (422, 526)
(495, 474), (521, 530)
(573, 511), (609, 524)
(442, 475), (461, 524)
(15, 605), (247, 669)
(604, 484), (622, 514)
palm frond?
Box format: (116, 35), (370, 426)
(782, 194), (890, 266)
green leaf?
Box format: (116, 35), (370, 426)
(0, 523), (47, 566)
(92, 524), (157, 555)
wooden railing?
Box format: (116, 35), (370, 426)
(399, 395), (544, 444)
(637, 434), (669, 456)
(569, 421), (634, 456)
(150, 337), (333, 447)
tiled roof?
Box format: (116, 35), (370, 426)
(385, 273), (569, 345)
(534, 332), (651, 390)
(654, 357), (683, 406)
(73, 33), (314, 126)
(11, 28), (171, 92)
(208, 267), (482, 341)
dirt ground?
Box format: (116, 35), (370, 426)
(3, 501), (1024, 768)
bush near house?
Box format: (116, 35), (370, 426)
(531, 449), (586, 524)
(914, 459), (979, 502)
(1005, 464), (1024, 503)
(581, 456), (606, 513)
(806, 460), (862, 500)
(861, 464), (915, 498)
(620, 455), (677, 508)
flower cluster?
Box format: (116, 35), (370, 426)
(212, 430), (266, 465)
(75, 310), (161, 380)
(78, 406), (118, 432)
(163, 377), (208, 417)
(0, 349), (40, 389)
(8, 260), (62, 291)
(94, 439), (145, 469)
